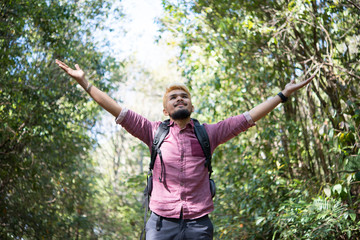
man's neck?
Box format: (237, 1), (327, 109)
(172, 117), (191, 129)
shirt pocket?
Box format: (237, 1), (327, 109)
(190, 139), (205, 157)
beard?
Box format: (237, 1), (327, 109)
(170, 109), (191, 120)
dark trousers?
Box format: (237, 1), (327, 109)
(145, 212), (213, 240)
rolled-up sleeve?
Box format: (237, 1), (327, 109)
(115, 108), (129, 124)
(243, 111), (255, 126)
(115, 109), (159, 148)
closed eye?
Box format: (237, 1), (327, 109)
(168, 93), (189, 100)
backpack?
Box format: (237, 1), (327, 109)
(140, 118), (215, 239)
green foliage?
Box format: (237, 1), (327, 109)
(271, 197), (359, 239)
(2, 0), (358, 238)
(0, 0), (121, 238)
(91, 129), (151, 239)
(161, 0), (360, 238)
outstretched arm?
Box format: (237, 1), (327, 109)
(249, 74), (315, 122)
(55, 59), (122, 117)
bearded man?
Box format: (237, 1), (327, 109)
(56, 59), (314, 240)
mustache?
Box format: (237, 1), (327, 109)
(174, 101), (187, 107)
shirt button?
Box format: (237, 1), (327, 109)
(180, 193), (185, 200)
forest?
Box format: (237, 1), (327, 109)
(1, 0), (359, 239)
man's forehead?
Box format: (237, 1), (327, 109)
(168, 89), (189, 97)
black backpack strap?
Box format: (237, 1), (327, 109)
(141, 119), (171, 240)
(150, 119), (170, 171)
(192, 119), (213, 176)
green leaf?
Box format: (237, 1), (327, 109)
(332, 184), (342, 194)
(256, 216), (265, 225)
(324, 186), (331, 197)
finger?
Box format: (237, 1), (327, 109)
(292, 77), (308, 88)
(57, 63), (68, 71)
(296, 81), (308, 88)
(303, 74), (315, 84)
(56, 62), (73, 73)
(55, 59), (64, 64)
(62, 62), (70, 69)
(297, 77), (314, 88)
(75, 64), (81, 70)
(56, 59), (67, 67)
(307, 72), (316, 81)
(56, 60), (64, 67)
(305, 68), (320, 81)
(56, 59), (70, 69)
(56, 62), (72, 74)
(58, 65), (70, 73)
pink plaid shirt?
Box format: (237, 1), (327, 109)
(116, 109), (255, 219)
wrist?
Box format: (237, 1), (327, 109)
(281, 89), (291, 97)
(79, 79), (88, 89)
(86, 82), (92, 92)
(277, 92), (288, 103)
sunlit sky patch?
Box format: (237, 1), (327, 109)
(94, 0), (168, 68)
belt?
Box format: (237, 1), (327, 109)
(153, 212), (208, 221)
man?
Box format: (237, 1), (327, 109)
(55, 59), (314, 239)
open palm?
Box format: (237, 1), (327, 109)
(55, 59), (86, 87)
(283, 73), (316, 96)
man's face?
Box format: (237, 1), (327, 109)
(163, 89), (194, 120)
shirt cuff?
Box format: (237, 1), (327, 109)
(243, 111), (255, 126)
(115, 108), (129, 124)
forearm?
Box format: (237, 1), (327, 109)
(248, 94), (283, 122)
(85, 83), (122, 118)
(248, 87), (294, 122)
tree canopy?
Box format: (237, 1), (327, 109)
(1, 0), (359, 239)
(1, 0), (120, 238)
(160, 0), (359, 238)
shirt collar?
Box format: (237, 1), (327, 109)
(168, 119), (194, 129)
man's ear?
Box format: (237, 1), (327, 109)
(191, 105), (195, 113)
(163, 108), (169, 116)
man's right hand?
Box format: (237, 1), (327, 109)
(55, 59), (122, 117)
(55, 59), (88, 89)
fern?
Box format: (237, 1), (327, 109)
(270, 197), (357, 239)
